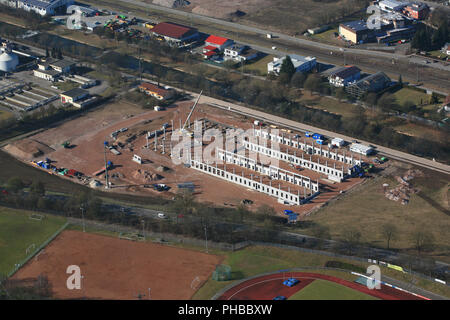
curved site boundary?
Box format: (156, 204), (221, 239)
(217, 272), (426, 300)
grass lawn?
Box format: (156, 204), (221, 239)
(0, 206), (67, 276)
(298, 91), (361, 118)
(310, 28), (339, 43)
(393, 122), (446, 140)
(243, 54), (273, 76)
(288, 279), (377, 300)
(304, 165), (450, 261)
(54, 81), (80, 92)
(392, 87), (441, 108)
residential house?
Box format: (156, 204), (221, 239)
(328, 66), (361, 87)
(139, 82), (175, 100)
(268, 54), (316, 74)
(204, 35), (234, 52)
(224, 45), (259, 62)
(345, 72), (391, 98)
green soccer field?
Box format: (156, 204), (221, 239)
(288, 279), (378, 300)
(0, 207), (67, 276)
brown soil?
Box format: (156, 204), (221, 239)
(4, 139), (55, 160)
(12, 230), (222, 300)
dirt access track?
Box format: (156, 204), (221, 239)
(12, 230), (222, 300)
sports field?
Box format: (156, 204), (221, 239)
(288, 279), (376, 300)
(12, 230), (222, 299)
(0, 207), (67, 276)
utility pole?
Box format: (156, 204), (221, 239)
(204, 223), (208, 253)
(103, 141), (109, 189)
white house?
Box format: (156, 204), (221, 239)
(224, 45), (259, 62)
(328, 65), (361, 87)
(267, 54), (316, 74)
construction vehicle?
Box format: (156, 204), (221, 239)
(62, 141), (70, 148)
(179, 90), (203, 137)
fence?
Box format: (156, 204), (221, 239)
(7, 221), (69, 278)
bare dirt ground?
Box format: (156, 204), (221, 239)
(2, 99), (365, 215)
(12, 230), (222, 300)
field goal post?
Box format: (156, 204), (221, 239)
(26, 243), (35, 255)
(212, 264), (232, 281)
(29, 214), (44, 221)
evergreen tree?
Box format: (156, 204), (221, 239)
(279, 55), (296, 81)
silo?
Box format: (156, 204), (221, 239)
(0, 51), (19, 72)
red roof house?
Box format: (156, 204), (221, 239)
(205, 35), (234, 51)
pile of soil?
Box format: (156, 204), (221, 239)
(132, 169), (163, 183)
(384, 169), (423, 205)
(3, 139), (55, 160)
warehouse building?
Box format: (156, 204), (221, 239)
(151, 22), (199, 44)
(378, 0), (409, 12)
(339, 20), (376, 44)
(10, 0), (74, 16)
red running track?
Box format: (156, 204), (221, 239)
(218, 272), (425, 300)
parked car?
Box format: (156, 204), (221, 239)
(157, 212), (167, 219)
(273, 296), (287, 300)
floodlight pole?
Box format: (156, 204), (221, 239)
(80, 205), (85, 233)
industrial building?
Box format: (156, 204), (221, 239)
(268, 54), (316, 74)
(151, 22), (199, 44)
(33, 58), (75, 81)
(328, 66), (361, 87)
(60, 87), (96, 108)
(403, 2), (429, 20)
(378, 0), (409, 12)
(345, 72), (391, 98)
(2, 0), (74, 16)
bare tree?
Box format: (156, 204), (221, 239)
(411, 230), (435, 256)
(381, 223), (398, 250)
(342, 227), (361, 255)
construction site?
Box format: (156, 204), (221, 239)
(2, 92), (374, 216)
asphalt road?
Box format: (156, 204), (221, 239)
(81, 0), (450, 92)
